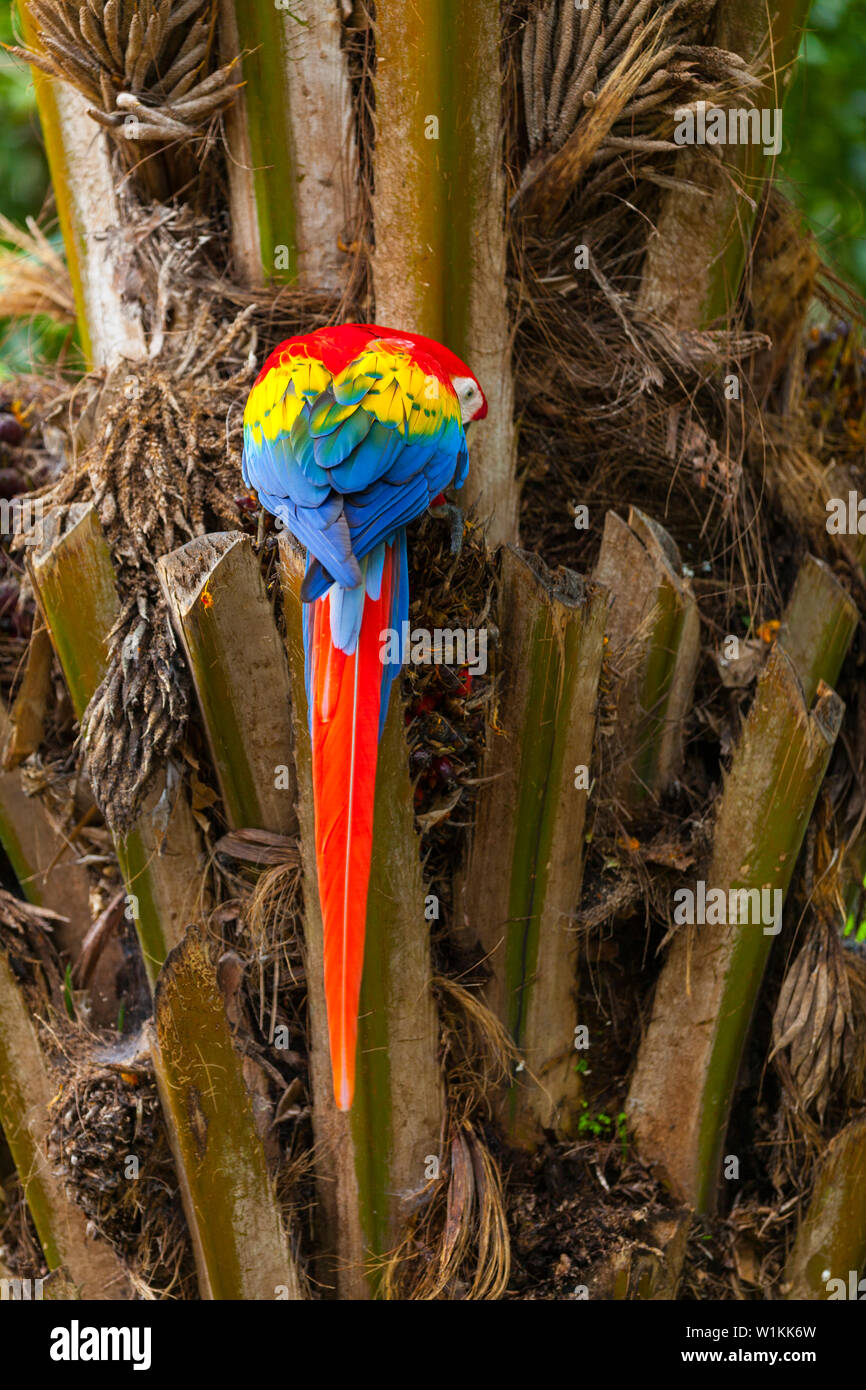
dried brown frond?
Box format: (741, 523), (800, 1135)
(37, 306), (257, 831)
(46, 1046), (196, 1298)
(0, 215), (76, 324)
(771, 919), (854, 1123)
(380, 1122), (511, 1301)
(0, 887), (66, 1011)
(517, 0), (761, 220)
(435, 975), (519, 1126)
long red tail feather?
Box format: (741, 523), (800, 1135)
(310, 547), (394, 1110)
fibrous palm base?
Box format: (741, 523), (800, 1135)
(41, 307), (255, 832)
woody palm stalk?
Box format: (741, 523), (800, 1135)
(373, 0), (517, 544)
(218, 0), (356, 290)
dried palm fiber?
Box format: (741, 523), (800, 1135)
(434, 976), (518, 1129)
(510, 20), (857, 640)
(12, 0), (241, 201)
(0, 887), (66, 1008)
(0, 1174), (46, 1283)
(0, 215), (76, 325)
(61, 188), (341, 359)
(41, 340), (249, 832)
(506, 3), (837, 646)
(504, 3), (780, 624)
(770, 794), (861, 1127)
(513, 240), (770, 596)
(512, 3), (863, 655)
(378, 976), (516, 1300)
(683, 1184), (794, 1300)
(771, 921), (854, 1124)
(238, 842), (307, 1050)
(740, 195), (866, 575)
(515, 0), (761, 219)
(403, 511), (498, 909)
(336, 0), (376, 318)
(46, 1051), (196, 1299)
(380, 1120), (511, 1301)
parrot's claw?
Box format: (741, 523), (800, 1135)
(429, 499), (465, 556)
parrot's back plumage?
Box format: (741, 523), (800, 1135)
(242, 324), (485, 1110)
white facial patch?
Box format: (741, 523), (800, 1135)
(452, 375), (482, 425)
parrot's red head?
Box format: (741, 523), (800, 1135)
(357, 325), (488, 426)
(254, 322), (488, 428)
(402, 334), (487, 425)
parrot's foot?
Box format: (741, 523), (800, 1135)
(429, 497), (464, 556)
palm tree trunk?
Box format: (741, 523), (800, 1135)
(219, 0), (356, 289)
(373, 0), (517, 543)
(18, 2), (148, 366)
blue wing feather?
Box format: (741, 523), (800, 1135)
(314, 407), (375, 472)
(258, 490), (361, 591)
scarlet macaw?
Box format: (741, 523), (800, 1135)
(242, 324), (487, 1110)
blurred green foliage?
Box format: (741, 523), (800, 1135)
(782, 0), (866, 294)
(0, 5), (47, 226)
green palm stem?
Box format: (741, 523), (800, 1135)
(627, 647), (843, 1213)
(28, 504), (207, 985)
(158, 532), (297, 834)
(372, 0), (517, 545)
(147, 926), (304, 1300)
(784, 1115), (866, 1299)
(460, 546), (608, 1148)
